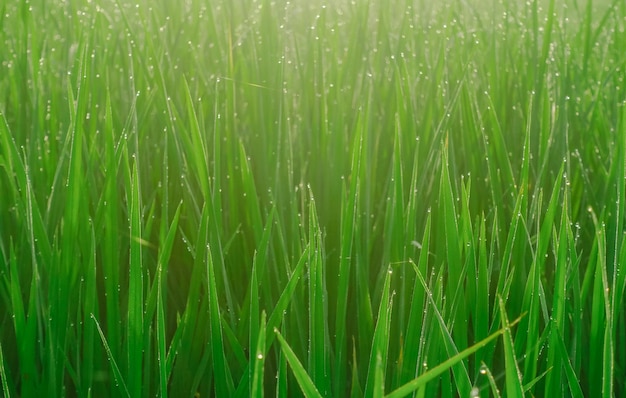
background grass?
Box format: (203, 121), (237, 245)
(1, 0), (626, 396)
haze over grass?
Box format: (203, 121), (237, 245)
(1, 0), (625, 396)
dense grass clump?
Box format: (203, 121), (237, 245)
(1, 0), (626, 396)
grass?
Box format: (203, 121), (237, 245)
(1, 0), (626, 396)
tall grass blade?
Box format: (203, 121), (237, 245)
(364, 267), (394, 398)
(92, 314), (130, 397)
(385, 315), (523, 398)
(275, 328), (323, 398)
(207, 244), (235, 396)
(307, 195), (330, 395)
(251, 311), (267, 398)
(127, 162), (144, 397)
(266, 245), (310, 350)
(552, 324), (584, 398)
(156, 202), (182, 397)
(545, 186), (570, 396)
(411, 261), (472, 395)
(335, 125), (362, 395)
(498, 298), (524, 397)
(401, 215), (431, 383)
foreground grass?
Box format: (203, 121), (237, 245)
(1, 0), (626, 396)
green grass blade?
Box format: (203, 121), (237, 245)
(156, 202), (182, 397)
(251, 311), (267, 398)
(80, 223), (98, 395)
(385, 315), (524, 398)
(498, 298), (524, 397)
(266, 245), (310, 350)
(0, 343), (11, 398)
(364, 267), (394, 398)
(307, 195), (330, 395)
(545, 188), (571, 396)
(438, 146), (470, 395)
(401, 215), (431, 383)
(335, 125), (362, 395)
(100, 87), (122, 362)
(276, 324), (289, 397)
(411, 260), (472, 395)
(275, 328), (323, 398)
(182, 77), (210, 199)
(373, 352), (385, 398)
(522, 367), (551, 393)
(248, 256), (260, 397)
(92, 314), (130, 397)
(552, 324), (584, 398)
(127, 161), (144, 397)
(207, 244), (235, 396)
(351, 337), (363, 398)
(478, 362), (502, 398)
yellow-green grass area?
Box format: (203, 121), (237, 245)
(1, 0), (625, 396)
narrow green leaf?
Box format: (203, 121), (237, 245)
(498, 298), (524, 397)
(156, 202), (181, 398)
(351, 337), (363, 398)
(251, 312), (267, 398)
(266, 245), (310, 350)
(207, 245), (235, 396)
(411, 261), (472, 395)
(0, 343), (11, 398)
(552, 324), (584, 398)
(307, 195), (330, 395)
(401, 215), (431, 383)
(364, 267), (394, 398)
(478, 362), (501, 398)
(92, 314), (130, 398)
(335, 124), (361, 395)
(127, 161), (144, 398)
(275, 328), (323, 398)
(80, 223), (98, 394)
(386, 315), (524, 398)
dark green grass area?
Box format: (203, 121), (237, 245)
(1, 0), (626, 396)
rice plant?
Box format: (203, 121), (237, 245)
(1, 0), (625, 396)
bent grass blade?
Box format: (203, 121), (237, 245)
(385, 314), (524, 398)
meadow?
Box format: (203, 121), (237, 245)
(1, 0), (625, 396)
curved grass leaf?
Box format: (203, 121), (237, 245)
(92, 314), (130, 398)
(386, 315), (524, 398)
(275, 328), (323, 398)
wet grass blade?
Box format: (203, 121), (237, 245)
(0, 343), (11, 398)
(552, 324), (584, 398)
(127, 162), (144, 397)
(307, 196), (330, 395)
(156, 202), (182, 397)
(92, 314), (130, 397)
(498, 298), (524, 397)
(275, 328), (323, 398)
(250, 311), (267, 398)
(266, 245), (309, 350)
(411, 261), (472, 395)
(364, 267), (394, 398)
(207, 244), (235, 396)
(544, 188), (570, 396)
(385, 315), (524, 398)
(335, 125), (362, 395)
(401, 215), (431, 384)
